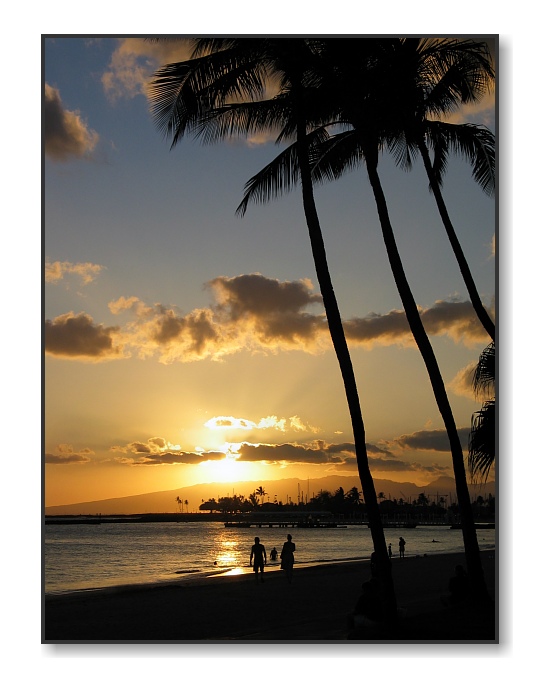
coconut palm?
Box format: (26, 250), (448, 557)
(229, 37), (491, 600)
(370, 38), (496, 340)
(313, 38), (495, 339)
(255, 486), (267, 505)
(149, 37), (398, 622)
(468, 341), (496, 480)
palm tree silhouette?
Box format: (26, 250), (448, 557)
(149, 37), (398, 622)
(468, 341), (495, 480)
(255, 486), (266, 505)
(315, 38), (495, 340)
(320, 41), (490, 599)
(231, 38), (492, 600)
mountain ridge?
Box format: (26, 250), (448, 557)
(45, 474), (495, 515)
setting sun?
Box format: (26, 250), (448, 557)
(199, 452), (244, 483)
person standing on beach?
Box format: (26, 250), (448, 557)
(250, 537), (267, 583)
(280, 533), (296, 583)
(398, 536), (406, 559)
(270, 547), (278, 561)
(388, 543), (392, 559)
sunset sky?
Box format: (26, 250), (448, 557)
(44, 36), (496, 507)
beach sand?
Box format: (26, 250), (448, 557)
(43, 550), (496, 643)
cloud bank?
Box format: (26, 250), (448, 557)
(45, 273), (491, 362)
(48, 421), (461, 480)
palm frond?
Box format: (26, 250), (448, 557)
(236, 142), (301, 216)
(190, 98), (292, 145)
(468, 399), (496, 480)
(425, 121), (495, 195)
(420, 39), (494, 116)
(148, 48), (269, 148)
(310, 130), (364, 184)
(472, 341), (496, 398)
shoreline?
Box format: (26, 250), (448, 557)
(44, 550), (496, 642)
(44, 556), (375, 599)
(45, 545), (493, 598)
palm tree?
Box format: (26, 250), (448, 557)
(184, 499), (189, 513)
(255, 486), (267, 505)
(175, 496), (183, 513)
(370, 38), (495, 340)
(313, 38), (495, 340)
(321, 43), (490, 600)
(227, 38), (491, 601)
(468, 341), (496, 480)
(149, 37), (398, 623)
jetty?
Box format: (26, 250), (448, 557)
(224, 520), (346, 529)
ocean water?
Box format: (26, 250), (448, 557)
(44, 521), (496, 595)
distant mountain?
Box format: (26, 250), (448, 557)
(45, 474), (495, 516)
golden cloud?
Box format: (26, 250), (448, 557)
(51, 275), (491, 363)
(44, 84), (99, 161)
(45, 260), (104, 285)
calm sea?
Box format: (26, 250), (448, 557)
(44, 521), (496, 595)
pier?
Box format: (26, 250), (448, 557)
(224, 520), (346, 529)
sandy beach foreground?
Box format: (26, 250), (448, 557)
(43, 551), (496, 643)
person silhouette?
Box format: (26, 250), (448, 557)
(398, 536), (406, 558)
(388, 543), (392, 559)
(250, 537), (267, 583)
(280, 533), (296, 583)
(270, 547), (278, 561)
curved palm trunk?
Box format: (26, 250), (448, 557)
(417, 138), (495, 341)
(295, 115), (398, 625)
(364, 150), (490, 602)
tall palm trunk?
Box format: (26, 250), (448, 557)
(364, 147), (489, 601)
(295, 109), (398, 624)
(417, 138), (495, 341)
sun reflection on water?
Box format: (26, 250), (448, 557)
(215, 535), (241, 567)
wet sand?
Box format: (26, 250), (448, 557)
(43, 550), (496, 643)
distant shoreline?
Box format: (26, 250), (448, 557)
(44, 512), (495, 525)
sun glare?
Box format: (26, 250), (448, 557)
(199, 451), (242, 483)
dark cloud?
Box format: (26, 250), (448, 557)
(110, 432), (452, 477)
(45, 452), (91, 464)
(45, 312), (124, 360)
(234, 440), (451, 477)
(392, 427), (470, 452)
(345, 300), (490, 348)
(210, 273), (322, 318)
(45, 444), (94, 464)
(134, 451), (227, 466)
(44, 84), (99, 161)
(236, 440), (395, 466)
